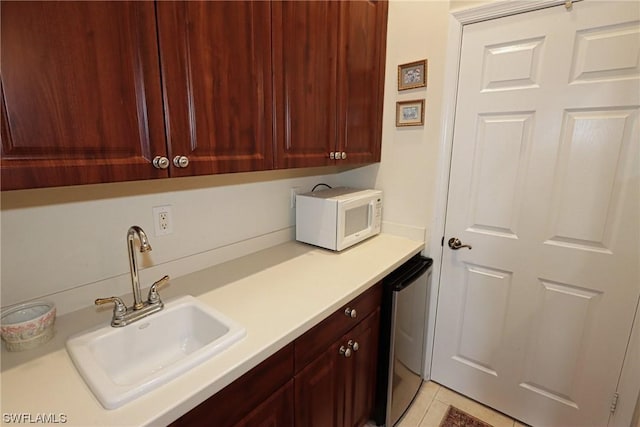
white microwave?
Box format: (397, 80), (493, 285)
(296, 187), (382, 251)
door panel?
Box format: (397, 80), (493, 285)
(467, 113), (533, 238)
(337, 0), (387, 164)
(272, 1), (338, 168)
(453, 264), (511, 377)
(156, 1), (273, 176)
(569, 21), (640, 83)
(347, 309), (380, 427)
(294, 342), (343, 427)
(0, 1), (167, 190)
(234, 380), (294, 427)
(546, 109), (636, 251)
(432, 2), (640, 426)
(520, 279), (601, 409)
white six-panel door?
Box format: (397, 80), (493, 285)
(431, 1), (640, 426)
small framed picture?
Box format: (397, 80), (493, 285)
(398, 59), (427, 91)
(396, 99), (425, 127)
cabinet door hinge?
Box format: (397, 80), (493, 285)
(610, 392), (619, 413)
(441, 236), (445, 247)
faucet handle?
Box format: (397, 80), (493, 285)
(95, 297), (127, 319)
(148, 275), (170, 304)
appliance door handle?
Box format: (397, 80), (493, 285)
(394, 261), (430, 292)
(368, 201), (374, 227)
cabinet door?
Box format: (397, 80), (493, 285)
(337, 1), (388, 165)
(171, 344), (294, 427)
(157, 1), (273, 177)
(0, 1), (167, 190)
(272, 1), (339, 168)
(294, 341), (345, 427)
(344, 309), (381, 427)
(234, 380), (294, 427)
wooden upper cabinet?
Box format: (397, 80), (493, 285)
(272, 1), (339, 169)
(0, 1), (167, 190)
(156, 1), (274, 177)
(273, 0), (388, 169)
(1, 0), (387, 191)
(338, 0), (388, 165)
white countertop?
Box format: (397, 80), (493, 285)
(1, 234), (423, 426)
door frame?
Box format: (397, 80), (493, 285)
(426, 1), (640, 426)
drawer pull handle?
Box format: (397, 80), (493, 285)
(339, 346), (352, 358)
(344, 307), (357, 318)
(348, 340), (359, 352)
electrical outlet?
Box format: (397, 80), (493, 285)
(290, 187), (302, 209)
(152, 205), (173, 236)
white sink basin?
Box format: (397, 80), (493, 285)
(66, 295), (246, 409)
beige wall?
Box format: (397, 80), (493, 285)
(0, 170), (342, 314)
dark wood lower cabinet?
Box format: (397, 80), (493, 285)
(171, 344), (294, 427)
(344, 310), (380, 427)
(235, 380), (294, 427)
(294, 310), (380, 427)
(294, 341), (343, 427)
(172, 284), (382, 427)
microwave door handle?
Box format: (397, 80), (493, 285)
(368, 201), (374, 227)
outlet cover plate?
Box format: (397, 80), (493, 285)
(152, 205), (173, 236)
(290, 187), (302, 209)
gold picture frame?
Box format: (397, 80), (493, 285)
(398, 59), (427, 91)
(396, 99), (425, 127)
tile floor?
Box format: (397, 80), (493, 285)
(368, 381), (528, 427)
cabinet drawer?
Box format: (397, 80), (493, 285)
(294, 282), (382, 372)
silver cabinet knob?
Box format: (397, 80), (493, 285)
(344, 307), (357, 318)
(173, 155), (189, 168)
(348, 340), (359, 352)
(339, 346), (352, 358)
(152, 156), (169, 169)
(329, 152), (336, 160)
(341, 152), (347, 160)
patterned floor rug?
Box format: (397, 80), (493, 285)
(439, 406), (493, 427)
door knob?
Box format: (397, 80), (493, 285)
(448, 237), (472, 250)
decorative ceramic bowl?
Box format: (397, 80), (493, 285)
(1, 301), (56, 351)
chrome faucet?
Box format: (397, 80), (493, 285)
(128, 226), (151, 310)
(95, 226), (170, 327)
